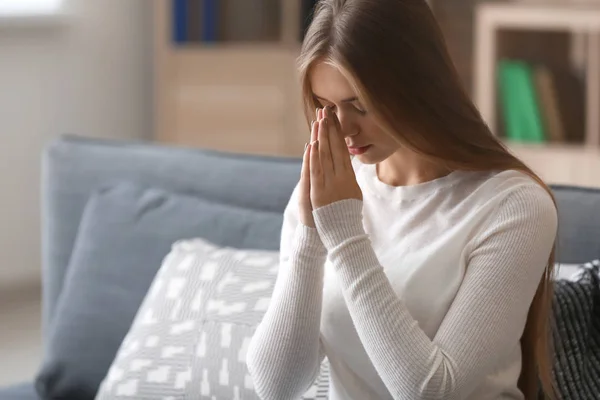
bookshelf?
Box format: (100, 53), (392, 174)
(153, 2), (600, 187)
(153, 1), (433, 157)
(473, 3), (600, 187)
(154, 0), (312, 157)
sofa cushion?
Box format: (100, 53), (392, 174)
(552, 185), (600, 264)
(553, 259), (600, 399)
(0, 382), (39, 400)
(35, 182), (284, 399)
(95, 237), (329, 400)
(42, 136), (300, 338)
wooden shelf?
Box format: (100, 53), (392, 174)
(153, 1), (600, 187)
(172, 42), (301, 52)
(473, 3), (600, 187)
(153, 0), (308, 157)
(474, 2), (600, 147)
(506, 140), (600, 188)
(477, 3), (600, 31)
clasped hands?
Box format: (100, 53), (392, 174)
(299, 106), (363, 228)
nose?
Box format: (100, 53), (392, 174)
(336, 110), (359, 138)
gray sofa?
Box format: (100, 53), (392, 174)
(0, 135), (599, 399)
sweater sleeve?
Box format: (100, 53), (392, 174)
(312, 184), (557, 400)
(246, 183), (328, 400)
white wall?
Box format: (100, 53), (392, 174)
(0, 0), (152, 289)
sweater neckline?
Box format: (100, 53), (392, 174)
(357, 161), (468, 202)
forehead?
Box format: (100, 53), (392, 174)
(310, 62), (356, 100)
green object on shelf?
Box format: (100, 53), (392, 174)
(498, 60), (525, 141)
(516, 61), (546, 143)
(497, 60), (547, 143)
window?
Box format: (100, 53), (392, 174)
(0, 0), (63, 16)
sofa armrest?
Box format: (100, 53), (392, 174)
(0, 382), (39, 400)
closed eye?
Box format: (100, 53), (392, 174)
(313, 98), (366, 116)
(351, 103), (367, 115)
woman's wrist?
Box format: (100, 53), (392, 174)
(313, 199), (365, 250)
(294, 223), (327, 256)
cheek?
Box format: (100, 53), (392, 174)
(357, 119), (378, 135)
(367, 126), (400, 152)
(362, 122), (387, 142)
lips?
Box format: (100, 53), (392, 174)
(347, 145), (371, 155)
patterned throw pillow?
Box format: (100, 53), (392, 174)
(96, 238), (329, 399)
(552, 259), (600, 400)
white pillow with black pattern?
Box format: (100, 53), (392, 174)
(96, 238), (329, 400)
(555, 261), (599, 281)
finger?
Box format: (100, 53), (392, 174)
(319, 117), (334, 176)
(310, 140), (323, 189)
(318, 108), (323, 122)
(334, 112), (351, 158)
(310, 119), (318, 143)
(323, 107), (348, 172)
(301, 143), (311, 196)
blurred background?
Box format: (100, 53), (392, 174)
(0, 0), (599, 389)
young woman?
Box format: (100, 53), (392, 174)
(247, 1), (558, 399)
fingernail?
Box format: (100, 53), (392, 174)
(314, 140), (319, 148)
(304, 142), (308, 152)
(311, 120), (315, 129)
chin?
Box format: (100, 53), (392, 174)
(353, 150), (387, 165)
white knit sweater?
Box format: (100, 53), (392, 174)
(247, 159), (557, 400)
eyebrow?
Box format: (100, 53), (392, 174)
(313, 94), (359, 103)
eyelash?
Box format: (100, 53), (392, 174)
(353, 106), (367, 115)
(317, 101), (367, 116)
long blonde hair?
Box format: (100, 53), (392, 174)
(298, 1), (557, 398)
